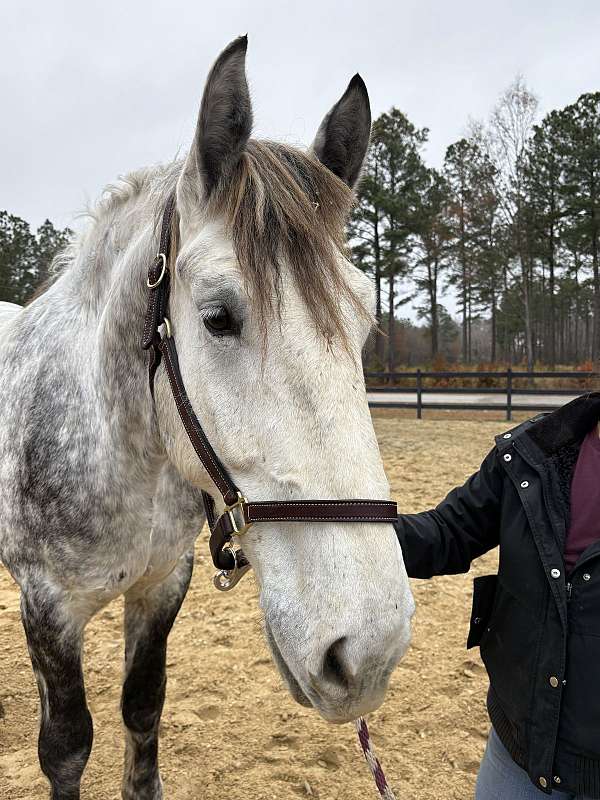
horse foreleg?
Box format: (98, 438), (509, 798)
(20, 589), (93, 800)
(121, 551), (194, 800)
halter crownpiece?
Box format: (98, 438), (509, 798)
(143, 194), (398, 590)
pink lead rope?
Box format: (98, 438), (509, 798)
(355, 717), (398, 799)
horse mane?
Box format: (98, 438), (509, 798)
(39, 143), (369, 347)
(28, 163), (180, 303)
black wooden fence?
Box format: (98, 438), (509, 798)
(365, 369), (597, 421)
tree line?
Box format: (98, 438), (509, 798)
(3, 81), (599, 372)
(0, 212), (72, 305)
(351, 79), (600, 370)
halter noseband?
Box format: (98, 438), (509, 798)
(142, 194), (398, 590)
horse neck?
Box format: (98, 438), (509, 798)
(69, 187), (168, 469)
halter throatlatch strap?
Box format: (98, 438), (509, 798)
(143, 196), (398, 577)
(142, 192), (177, 397)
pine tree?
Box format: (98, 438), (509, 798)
(444, 137), (500, 362)
(561, 93), (600, 363)
(526, 109), (568, 366)
(351, 108), (428, 371)
(34, 219), (73, 291)
(0, 212), (37, 303)
(412, 168), (451, 358)
(0, 212), (72, 304)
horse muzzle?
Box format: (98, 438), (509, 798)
(263, 600), (413, 724)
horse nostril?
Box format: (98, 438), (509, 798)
(322, 637), (352, 692)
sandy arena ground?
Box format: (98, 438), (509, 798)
(0, 413), (511, 800)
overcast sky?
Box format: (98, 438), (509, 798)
(2, 0), (600, 233)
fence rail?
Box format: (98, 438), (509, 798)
(365, 369), (597, 421)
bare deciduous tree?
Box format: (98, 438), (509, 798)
(487, 75), (539, 370)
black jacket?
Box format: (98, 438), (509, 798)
(395, 393), (600, 797)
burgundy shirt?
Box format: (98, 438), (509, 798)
(564, 424), (600, 574)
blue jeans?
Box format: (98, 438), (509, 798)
(476, 728), (588, 799)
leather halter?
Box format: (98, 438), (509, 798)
(142, 194), (398, 587)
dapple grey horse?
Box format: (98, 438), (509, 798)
(0, 37), (414, 800)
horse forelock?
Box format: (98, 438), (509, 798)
(207, 140), (369, 348)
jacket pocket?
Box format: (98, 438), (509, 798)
(467, 574), (498, 649)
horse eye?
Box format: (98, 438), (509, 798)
(203, 306), (234, 336)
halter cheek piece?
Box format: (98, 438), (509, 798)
(142, 194), (398, 591)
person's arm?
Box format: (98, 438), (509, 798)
(394, 447), (503, 578)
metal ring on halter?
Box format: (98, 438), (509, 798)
(147, 253), (167, 288)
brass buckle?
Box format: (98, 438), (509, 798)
(147, 253), (167, 288)
(223, 491), (251, 536)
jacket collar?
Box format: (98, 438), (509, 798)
(516, 392), (600, 457)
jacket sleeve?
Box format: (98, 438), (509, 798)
(394, 446), (503, 578)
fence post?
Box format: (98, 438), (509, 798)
(416, 368), (423, 420)
(506, 368), (513, 422)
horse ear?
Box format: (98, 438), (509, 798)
(311, 74), (371, 188)
(178, 36), (253, 212)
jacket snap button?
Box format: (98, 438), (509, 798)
(550, 568), (561, 579)
(503, 453), (512, 462)
(583, 573), (591, 581)
(549, 676), (559, 688)
(553, 776), (561, 785)
(520, 480), (529, 488)
(503, 433), (512, 439)
(539, 777), (548, 789)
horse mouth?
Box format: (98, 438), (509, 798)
(263, 621), (312, 709)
